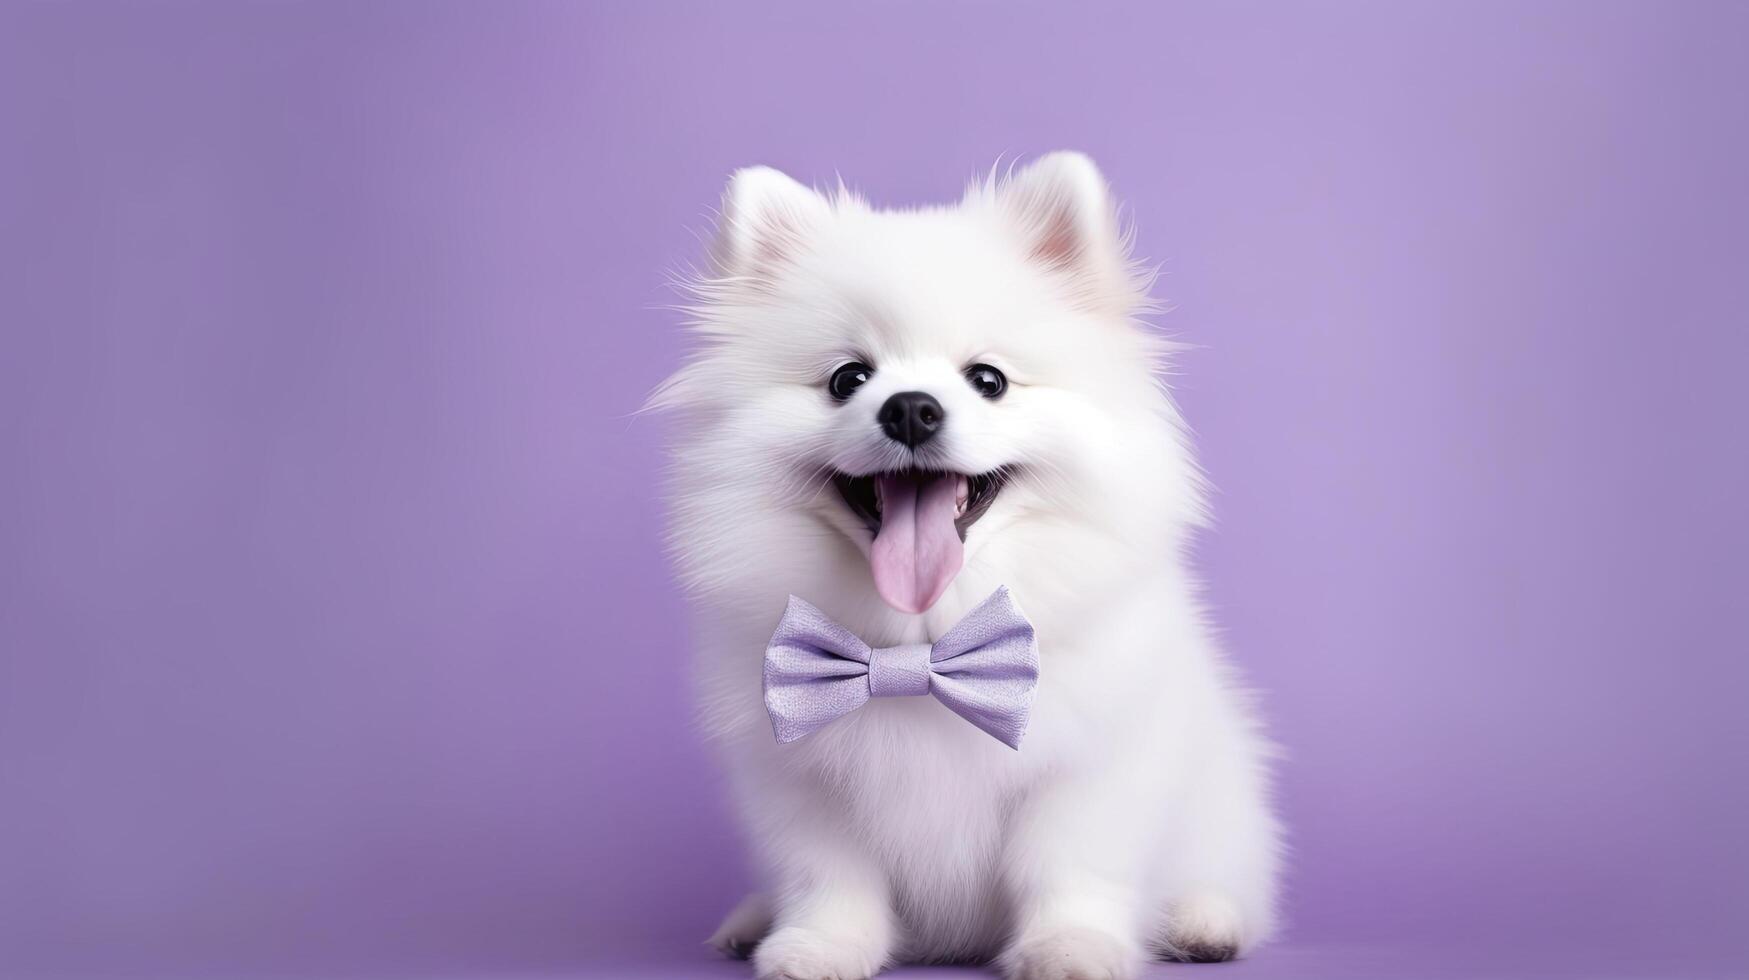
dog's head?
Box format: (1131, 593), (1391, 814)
(658, 153), (1202, 618)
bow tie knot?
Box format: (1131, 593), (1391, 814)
(762, 587), (1039, 748)
(868, 643), (932, 697)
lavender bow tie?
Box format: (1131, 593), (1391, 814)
(763, 587), (1039, 749)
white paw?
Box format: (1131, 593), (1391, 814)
(707, 893), (773, 960)
(1003, 926), (1138, 980)
(1155, 892), (1244, 962)
(753, 924), (886, 980)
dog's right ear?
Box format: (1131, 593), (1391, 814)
(986, 152), (1134, 312)
(712, 166), (827, 279)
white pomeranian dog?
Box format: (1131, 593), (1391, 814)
(653, 152), (1281, 980)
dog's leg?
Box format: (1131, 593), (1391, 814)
(744, 780), (894, 980)
(707, 892), (773, 959)
(753, 856), (892, 980)
(997, 771), (1150, 980)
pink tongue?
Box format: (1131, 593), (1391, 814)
(870, 474), (965, 614)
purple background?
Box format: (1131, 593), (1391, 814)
(3, 2), (1747, 978)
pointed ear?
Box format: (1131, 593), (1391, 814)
(989, 152), (1132, 307)
(711, 166), (828, 279)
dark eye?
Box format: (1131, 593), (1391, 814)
(965, 363), (1007, 399)
(828, 361), (874, 400)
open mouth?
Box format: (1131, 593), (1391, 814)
(831, 468), (1009, 614)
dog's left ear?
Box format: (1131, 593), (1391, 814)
(986, 152), (1133, 310)
(712, 166), (828, 280)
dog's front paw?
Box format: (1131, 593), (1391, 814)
(1002, 926), (1138, 980)
(752, 924), (886, 980)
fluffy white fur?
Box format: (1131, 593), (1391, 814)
(654, 153), (1281, 979)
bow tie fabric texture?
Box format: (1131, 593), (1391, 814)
(762, 587), (1040, 749)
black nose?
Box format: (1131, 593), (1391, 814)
(877, 391), (946, 448)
